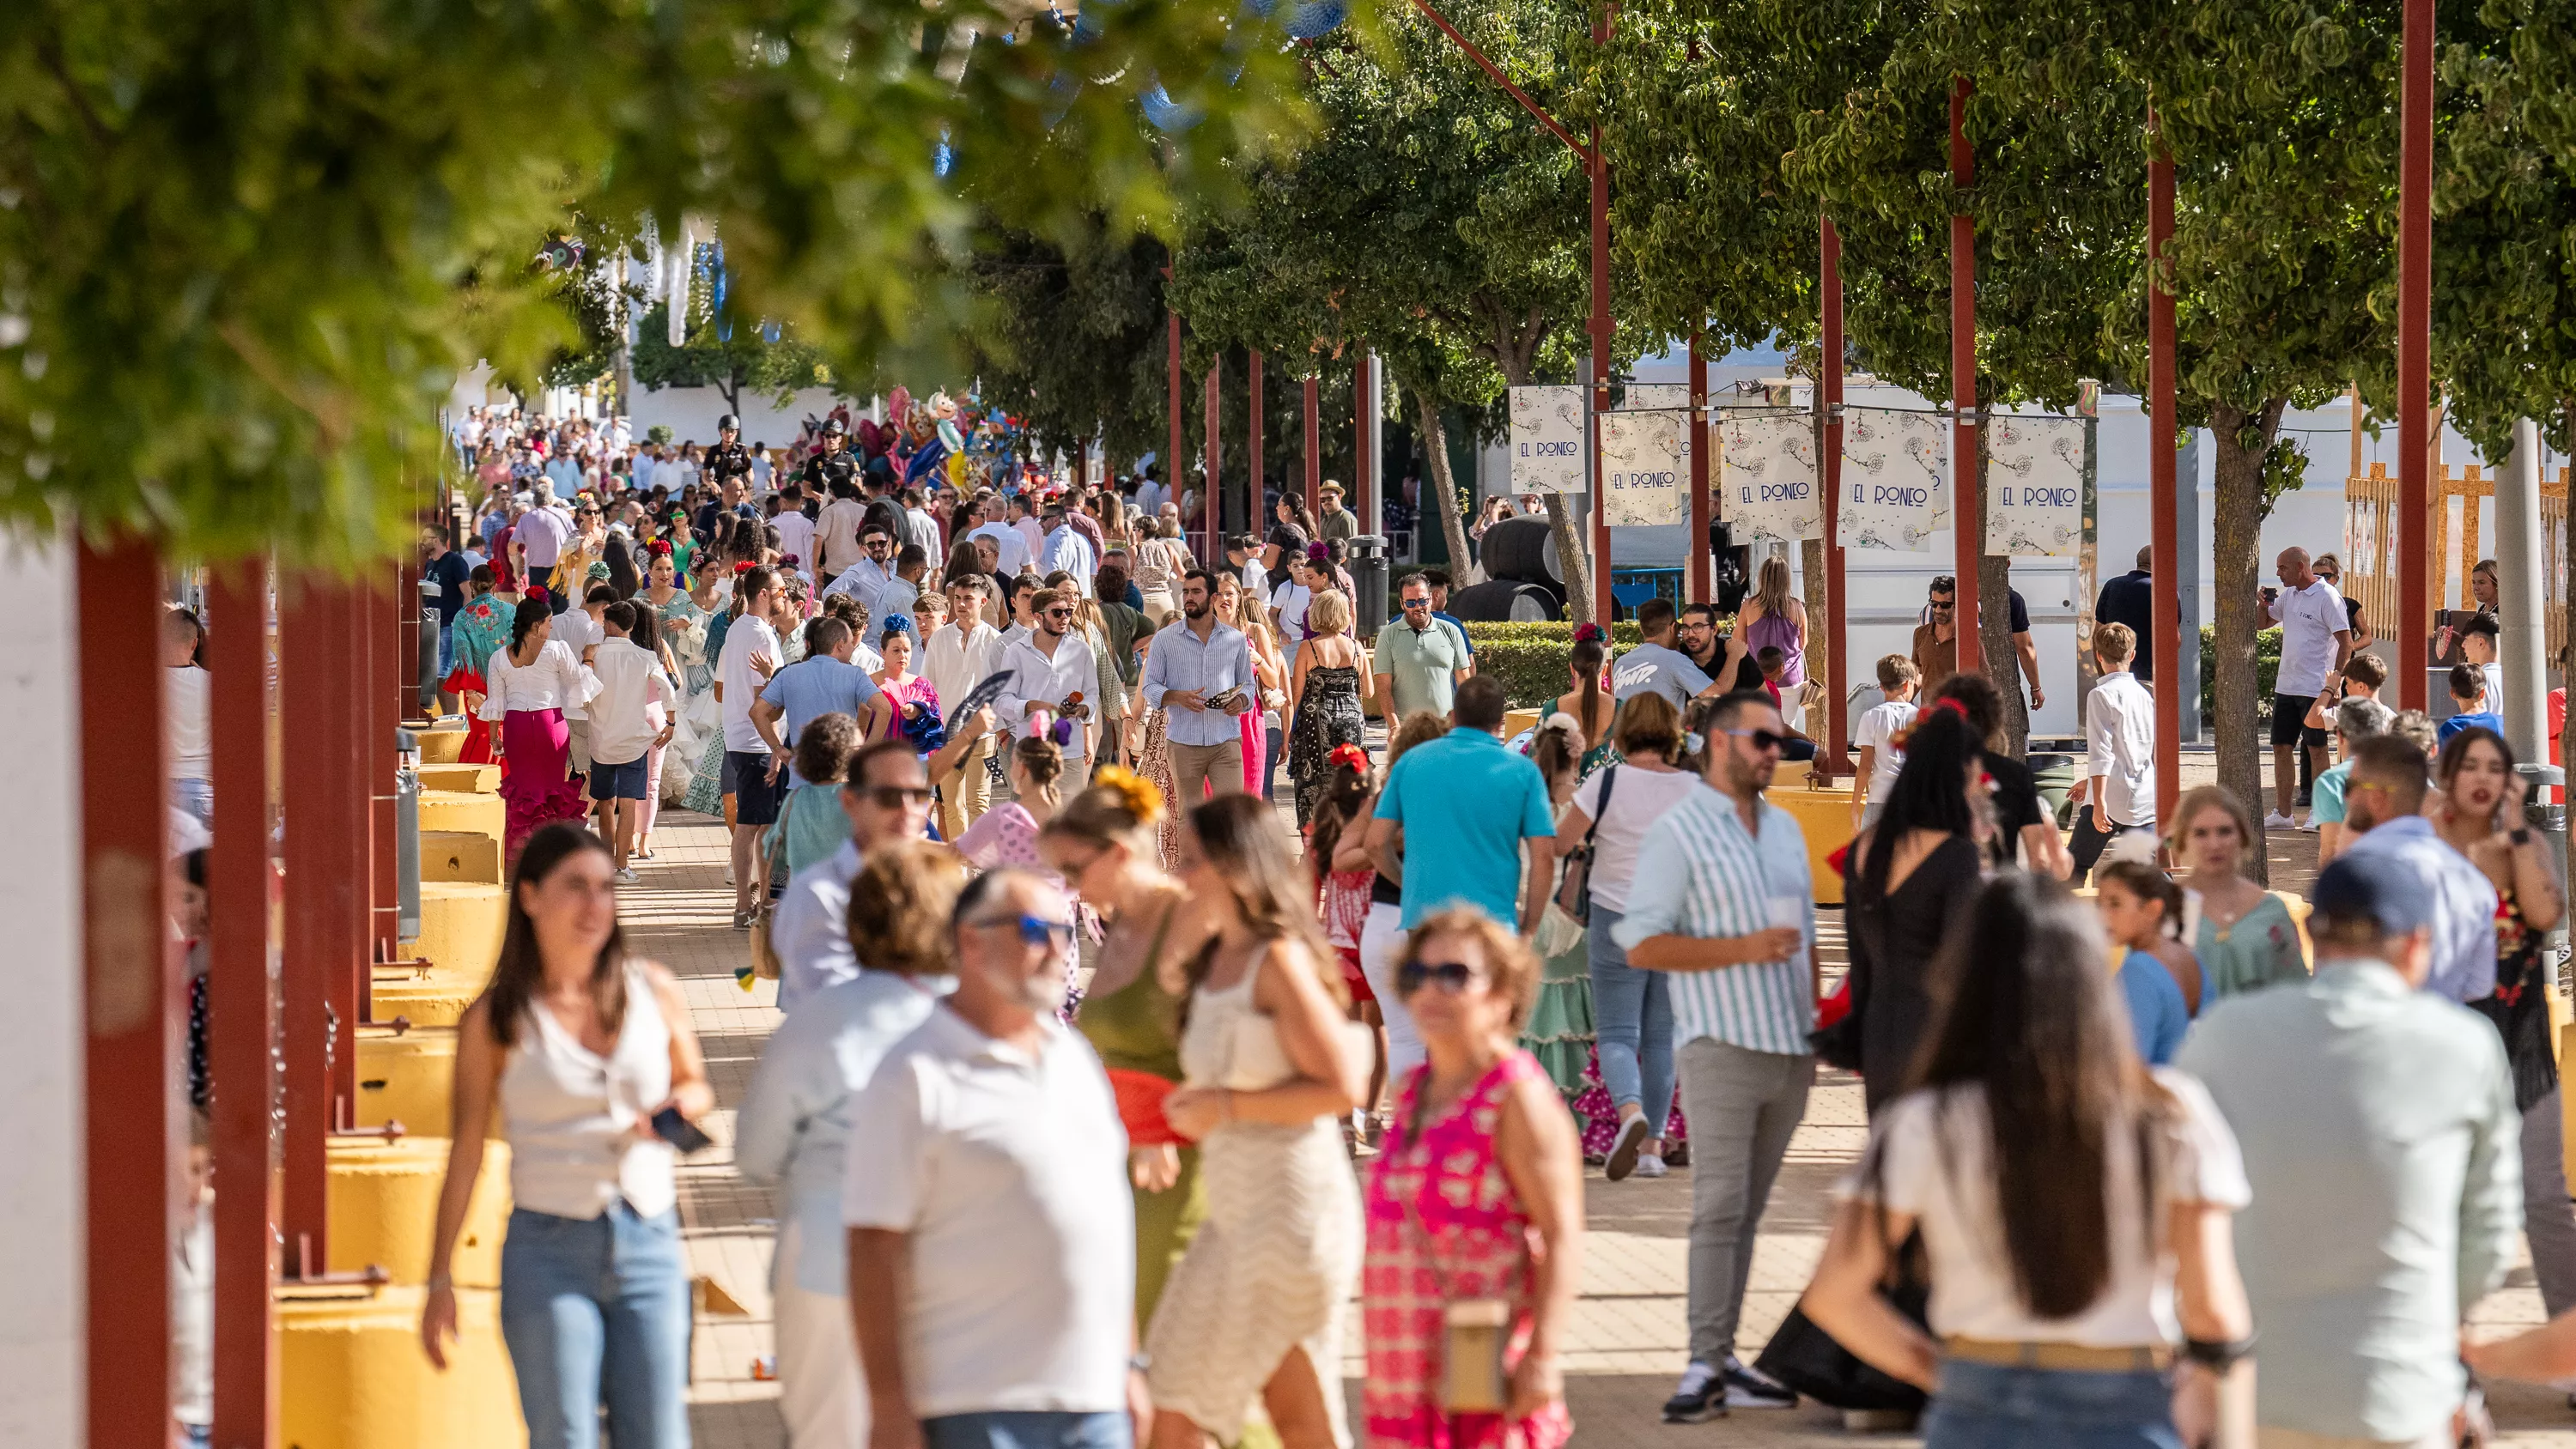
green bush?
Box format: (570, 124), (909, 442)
(1460, 621), (1646, 710)
(2199, 625), (2282, 724)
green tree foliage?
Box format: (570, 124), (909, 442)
(961, 223), (1177, 470)
(628, 306), (833, 421)
(0, 0), (1312, 566)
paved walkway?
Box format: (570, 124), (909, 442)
(622, 791), (2576, 1446)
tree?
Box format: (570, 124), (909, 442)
(0, 0), (1312, 565)
(960, 222), (1179, 470)
(629, 306), (832, 421)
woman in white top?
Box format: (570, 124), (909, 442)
(1146, 793), (1370, 1449)
(1801, 874), (2255, 1448)
(420, 824), (714, 1449)
(479, 598), (601, 860)
(734, 842), (965, 1449)
(1551, 692), (1695, 1181)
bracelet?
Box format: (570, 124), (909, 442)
(2512, 827), (2535, 846)
(2182, 1332), (2257, 1371)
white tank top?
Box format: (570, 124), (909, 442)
(1180, 944), (1299, 1092)
(499, 966), (677, 1220)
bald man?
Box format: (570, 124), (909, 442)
(2263, 546), (2353, 827)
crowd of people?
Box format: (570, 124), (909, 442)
(359, 401), (2576, 1449)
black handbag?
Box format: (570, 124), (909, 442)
(1552, 765), (1617, 925)
(1753, 1231), (1930, 1413)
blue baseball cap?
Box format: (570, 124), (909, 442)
(2311, 852), (2437, 938)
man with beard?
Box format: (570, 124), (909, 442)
(1140, 568), (1258, 804)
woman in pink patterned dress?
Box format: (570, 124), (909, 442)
(1364, 909), (1584, 1449)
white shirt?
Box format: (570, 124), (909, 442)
(1269, 579), (1313, 642)
(771, 839), (864, 1013)
(2479, 659), (2505, 714)
(1856, 700), (1919, 803)
(2268, 579), (2350, 697)
(648, 458), (685, 494)
(1853, 1070), (2248, 1348)
(1564, 762), (1694, 914)
(1012, 516), (1046, 566)
(2086, 670), (2157, 828)
(996, 631), (1104, 764)
(719, 615), (784, 753)
(551, 607), (605, 659)
(166, 665), (211, 781)
(1038, 524), (1097, 593)
(967, 523), (1032, 579)
(774, 510), (817, 579)
(585, 637), (676, 765)
(173, 1202), (211, 1427)
(906, 506), (945, 561)
(479, 639), (600, 721)
(842, 1007), (1134, 1419)
(925, 621), (1005, 722)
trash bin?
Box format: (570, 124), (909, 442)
(1350, 535), (1389, 635)
(2518, 762), (2567, 961)
(2028, 753), (2078, 828)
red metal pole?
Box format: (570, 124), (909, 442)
(1303, 373), (1322, 518)
(279, 578), (341, 1270)
(79, 537), (176, 1449)
(2398, 0), (2433, 711)
(209, 559), (281, 1449)
(334, 596), (365, 1116)
(373, 573), (399, 966)
(1950, 76), (1982, 676)
(1589, 117), (1614, 625)
(2149, 116), (2182, 826)
(1249, 350), (1266, 526)
(1688, 330), (1710, 606)
(1205, 362), (1223, 550)
(1823, 215), (1852, 769)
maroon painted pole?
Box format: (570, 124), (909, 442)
(1688, 330), (1710, 606)
(1249, 350), (1266, 523)
(1950, 77), (1982, 675)
(2398, 0), (2433, 711)
(1823, 214), (1852, 769)
(372, 572), (399, 966)
(78, 536), (176, 1449)
(1205, 362), (1222, 549)
(279, 579), (342, 1270)
(209, 558), (281, 1449)
(332, 597), (364, 1117)
(1303, 373), (1322, 517)
(2149, 115), (2182, 825)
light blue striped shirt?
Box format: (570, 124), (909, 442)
(1611, 782), (1814, 1057)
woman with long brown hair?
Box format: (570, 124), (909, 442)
(420, 824), (714, 1448)
(1144, 793), (1369, 1449)
(1716, 554), (1807, 694)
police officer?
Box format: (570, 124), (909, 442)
(800, 416), (857, 496)
(704, 413), (756, 493)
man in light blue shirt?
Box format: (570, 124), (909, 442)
(753, 617), (890, 787)
(2178, 851), (2518, 1447)
(1140, 569), (1258, 804)
(1612, 690), (1813, 1419)
(769, 742), (939, 1011)
(1037, 502), (1098, 594)
(1364, 674), (1555, 931)
(2336, 734), (2499, 1002)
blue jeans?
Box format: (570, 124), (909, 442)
(1925, 1361), (2179, 1449)
(170, 777), (213, 829)
(921, 1410), (1130, 1449)
(1587, 906), (1674, 1125)
(499, 1203), (694, 1449)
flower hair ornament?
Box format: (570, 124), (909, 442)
(1327, 743), (1370, 775)
(1572, 621), (1607, 646)
(645, 540), (673, 558)
(1892, 694), (1971, 751)
(1093, 765), (1167, 823)
(733, 560), (756, 575)
(1305, 541), (1332, 563)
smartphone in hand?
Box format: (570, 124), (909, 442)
(652, 1106), (714, 1155)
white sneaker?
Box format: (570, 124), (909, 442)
(2263, 811), (2296, 830)
(2295, 816), (2320, 833)
(614, 867), (641, 884)
(1634, 1153), (1668, 1179)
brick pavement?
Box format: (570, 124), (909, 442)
(625, 787), (2576, 1447)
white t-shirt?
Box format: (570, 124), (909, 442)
(1270, 580), (1314, 641)
(774, 510), (817, 579)
(2268, 579), (2349, 697)
(1564, 763), (1696, 914)
(1856, 700), (1919, 803)
(166, 665), (211, 781)
(1850, 1070), (2249, 1348)
(843, 1008), (1134, 1418)
(719, 615), (783, 754)
(551, 608), (605, 658)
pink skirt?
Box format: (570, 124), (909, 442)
(497, 708), (589, 858)
(1238, 706), (1267, 794)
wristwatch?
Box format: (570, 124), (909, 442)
(2512, 827), (2535, 846)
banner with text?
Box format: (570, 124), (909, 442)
(1509, 385), (1588, 494)
(1838, 408), (1949, 553)
(1718, 411), (1821, 542)
(1985, 415), (2086, 556)
(1599, 409), (1686, 525)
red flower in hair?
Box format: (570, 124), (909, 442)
(645, 540), (673, 558)
(1572, 622), (1606, 646)
(1929, 697), (1971, 722)
(1328, 743), (1369, 774)
(733, 561), (755, 575)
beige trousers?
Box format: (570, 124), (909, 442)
(934, 734), (996, 840)
(1168, 739), (1245, 809)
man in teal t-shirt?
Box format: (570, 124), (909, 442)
(1365, 674), (1557, 930)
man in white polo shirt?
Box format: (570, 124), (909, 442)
(845, 869), (1142, 1449)
(2264, 545), (2353, 828)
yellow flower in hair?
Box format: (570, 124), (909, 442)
(1093, 765), (1165, 824)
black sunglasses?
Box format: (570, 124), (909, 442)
(1397, 960), (1482, 996)
(859, 785), (933, 807)
(1724, 727), (1791, 753)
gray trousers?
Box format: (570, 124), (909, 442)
(2524, 1086), (2576, 1317)
(1677, 1036), (1813, 1365)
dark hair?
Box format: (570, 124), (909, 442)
(1635, 597), (1677, 634)
(1755, 646), (1787, 672)
(1872, 874), (2172, 1320)
(1396, 572), (1429, 595)
(1422, 567), (1452, 590)
(479, 825), (626, 1049)
(2447, 662), (2484, 701)
(1454, 674), (1510, 731)
(1568, 631), (1607, 748)
(804, 616), (853, 658)
(626, 600), (660, 654)
(738, 565), (779, 604)
(2095, 860), (2184, 942)
(843, 738), (926, 791)
(1704, 688), (1781, 736)
(1930, 670), (2006, 749)
(1094, 562), (1131, 603)
(2343, 652), (2388, 691)
(1680, 603), (1720, 627)
(2349, 732), (2431, 814)
(2460, 611), (2500, 640)
(793, 711), (860, 788)
(2434, 723), (2514, 795)
(1182, 567), (1219, 597)
(1183, 793), (1345, 1012)
(602, 600), (637, 634)
(1305, 759), (1375, 876)
(509, 597), (552, 652)
(1859, 707), (1981, 900)
(604, 535), (641, 597)
(469, 563), (496, 590)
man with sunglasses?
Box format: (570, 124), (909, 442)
(823, 523), (901, 608)
(995, 585), (1103, 774)
(1373, 573), (1473, 721)
(846, 869), (1142, 1449)
(769, 740), (939, 1012)
(1911, 575), (1960, 691)
(1613, 691), (1815, 1420)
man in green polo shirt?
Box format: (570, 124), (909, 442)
(1374, 572), (1473, 720)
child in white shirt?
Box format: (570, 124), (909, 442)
(1852, 653), (1923, 829)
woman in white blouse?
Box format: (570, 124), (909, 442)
(480, 597), (601, 859)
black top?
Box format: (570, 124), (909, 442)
(2095, 569), (2155, 682)
(705, 440), (756, 488)
(1978, 752), (2044, 869)
(427, 549), (474, 626)
(1845, 833), (1983, 1114)
(801, 451), (858, 494)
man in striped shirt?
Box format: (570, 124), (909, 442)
(1614, 690), (1815, 1420)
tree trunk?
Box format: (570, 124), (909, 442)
(1409, 391), (1485, 587)
(1543, 494), (1595, 625)
(1801, 536), (1832, 760)
(1974, 407), (2026, 756)
(717, 370), (744, 421)
(2209, 397), (2287, 884)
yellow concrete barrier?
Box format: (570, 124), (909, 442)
(403, 881), (507, 979)
(371, 966), (487, 1028)
(419, 789), (504, 847)
(421, 830), (502, 885)
(1766, 783), (1860, 906)
(420, 761), (501, 794)
(415, 728), (469, 766)
(279, 1283), (525, 1449)
(329, 1137), (509, 1287)
(355, 1025), (456, 1135)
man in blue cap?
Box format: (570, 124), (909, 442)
(2178, 849), (2519, 1449)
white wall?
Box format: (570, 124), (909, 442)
(627, 385), (860, 453)
(0, 532), (85, 1448)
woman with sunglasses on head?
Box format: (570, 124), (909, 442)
(1362, 908), (1584, 1449)
(1841, 705), (1989, 1114)
(1143, 793), (1369, 1449)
